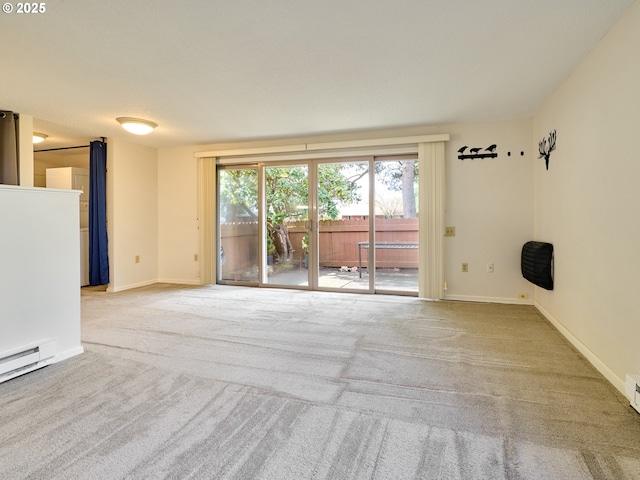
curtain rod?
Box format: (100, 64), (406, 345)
(35, 145), (89, 153)
(35, 137), (106, 153)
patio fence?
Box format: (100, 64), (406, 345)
(220, 217), (419, 274)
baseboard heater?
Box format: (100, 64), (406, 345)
(626, 374), (640, 414)
(0, 341), (56, 383)
(521, 241), (554, 290)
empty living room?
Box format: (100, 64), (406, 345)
(2, 1), (640, 479)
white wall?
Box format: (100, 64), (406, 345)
(157, 146), (200, 284)
(17, 114), (33, 187)
(157, 120), (534, 303)
(444, 119), (534, 303)
(0, 185), (83, 374)
(533, 0), (640, 395)
(107, 138), (159, 292)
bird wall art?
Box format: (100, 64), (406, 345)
(458, 144), (498, 160)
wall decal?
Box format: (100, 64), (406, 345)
(458, 144), (498, 160)
(538, 129), (556, 170)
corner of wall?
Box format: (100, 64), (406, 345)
(107, 138), (160, 292)
(17, 114), (34, 187)
(531, 1), (640, 400)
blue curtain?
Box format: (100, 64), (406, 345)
(89, 140), (110, 285)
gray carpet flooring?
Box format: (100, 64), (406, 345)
(2, 284), (640, 479)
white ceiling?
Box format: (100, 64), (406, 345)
(1, 0), (634, 150)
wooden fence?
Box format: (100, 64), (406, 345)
(219, 222), (258, 278)
(220, 217), (419, 274)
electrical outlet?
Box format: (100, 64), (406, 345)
(194, 254), (199, 262)
(135, 255), (140, 264)
(518, 293), (529, 300)
(445, 226), (456, 237)
(461, 262), (468, 272)
(487, 262), (494, 273)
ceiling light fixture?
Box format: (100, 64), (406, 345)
(116, 117), (158, 135)
(33, 132), (48, 144)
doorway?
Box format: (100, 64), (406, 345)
(217, 156), (419, 295)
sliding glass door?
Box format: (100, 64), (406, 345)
(317, 160), (370, 291)
(263, 164), (310, 288)
(217, 167), (259, 283)
(217, 156), (419, 295)
(373, 157), (419, 293)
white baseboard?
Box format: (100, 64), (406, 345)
(108, 279), (159, 293)
(444, 294), (533, 305)
(108, 278), (202, 293)
(534, 302), (626, 399)
(156, 278), (202, 286)
(52, 346), (84, 364)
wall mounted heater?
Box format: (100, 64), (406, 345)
(521, 241), (554, 290)
(625, 374), (640, 414)
(0, 340), (56, 384)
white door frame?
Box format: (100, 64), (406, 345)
(197, 134), (449, 299)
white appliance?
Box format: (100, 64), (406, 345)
(47, 167), (90, 286)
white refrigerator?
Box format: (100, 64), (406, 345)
(46, 167), (90, 286)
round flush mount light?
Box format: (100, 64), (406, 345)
(116, 117), (158, 135)
(33, 132), (48, 144)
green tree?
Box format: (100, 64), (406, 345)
(219, 168), (259, 223)
(346, 159), (418, 218)
(220, 165), (359, 260)
(374, 160), (418, 218)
